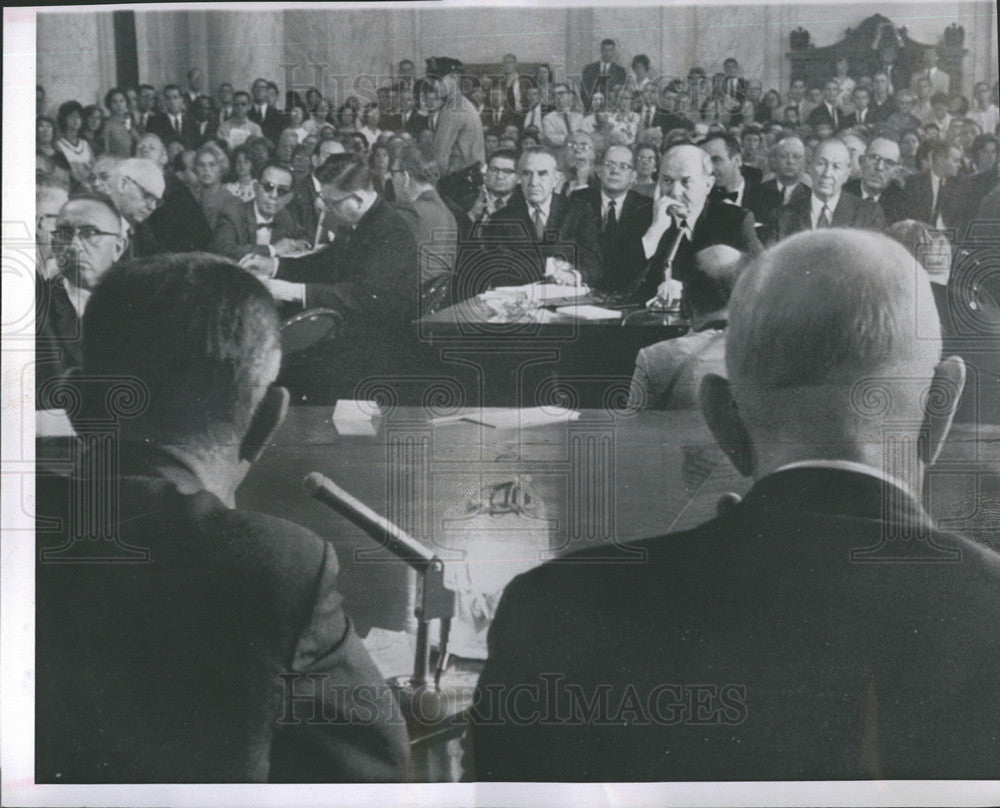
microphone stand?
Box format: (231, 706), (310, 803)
(623, 222), (689, 328)
(303, 473), (458, 714)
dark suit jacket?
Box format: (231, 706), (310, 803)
(868, 97), (896, 124)
(34, 275), (83, 406)
(633, 199), (763, 303)
(249, 104), (287, 144)
(478, 192), (603, 286)
(289, 175), (322, 239)
(843, 178), (907, 225)
(139, 174), (213, 255)
(900, 172), (971, 232)
(774, 190), (887, 241)
(581, 62), (628, 111)
(570, 187), (653, 292)
(212, 199), (308, 260)
(464, 467), (1000, 781)
(481, 105), (523, 132)
(806, 102), (844, 131)
(712, 173), (782, 244)
(35, 445), (409, 783)
(146, 112), (201, 150)
(402, 110), (430, 139)
(650, 110), (696, 134)
(275, 196), (419, 324)
(841, 107), (874, 128)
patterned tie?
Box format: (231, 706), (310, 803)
(817, 203), (832, 229)
(532, 205), (545, 238)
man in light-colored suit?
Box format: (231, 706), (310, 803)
(426, 57), (485, 177)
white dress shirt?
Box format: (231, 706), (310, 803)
(769, 459), (916, 502)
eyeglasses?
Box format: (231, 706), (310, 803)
(260, 181), (292, 196)
(603, 160), (634, 172)
(52, 224), (120, 244)
(124, 175), (162, 207)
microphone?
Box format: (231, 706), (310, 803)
(303, 472), (436, 569)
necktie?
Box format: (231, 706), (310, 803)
(532, 205), (545, 238)
(817, 204), (831, 229)
(721, 190), (739, 203)
(604, 200), (617, 232)
(563, 112), (572, 137)
(932, 179), (943, 224)
(173, 115), (181, 133)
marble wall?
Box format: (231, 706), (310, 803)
(37, 4), (998, 109)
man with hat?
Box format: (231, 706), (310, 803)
(426, 57), (485, 176)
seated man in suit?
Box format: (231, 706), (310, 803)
(628, 244), (742, 410)
(479, 146), (602, 287)
(843, 136), (906, 225)
(806, 80), (846, 132)
(635, 143), (762, 305)
(36, 254), (409, 782)
(702, 133), (775, 232)
(213, 163), (309, 260)
(761, 136), (809, 206)
(900, 140), (970, 232)
(465, 148), (521, 228)
(774, 139), (886, 240)
(35, 193), (128, 406)
(288, 138), (347, 241)
(390, 143), (458, 313)
(132, 134), (213, 254)
(464, 228), (1000, 781)
(240, 152), (419, 324)
(105, 158), (166, 257)
(570, 144), (653, 293)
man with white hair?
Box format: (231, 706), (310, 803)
(774, 139), (886, 240)
(465, 228), (1000, 781)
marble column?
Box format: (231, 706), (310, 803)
(205, 10), (285, 95)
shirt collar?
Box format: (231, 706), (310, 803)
(61, 277), (91, 319)
(810, 192), (839, 221)
(530, 196), (553, 221)
(253, 201), (273, 224)
(600, 190), (626, 216)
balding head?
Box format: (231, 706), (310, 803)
(687, 244), (746, 321)
(110, 158), (165, 225)
(700, 229), (965, 489)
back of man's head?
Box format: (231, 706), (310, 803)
(82, 253), (281, 450)
(686, 245), (746, 319)
(724, 229), (947, 446)
(315, 152), (374, 192)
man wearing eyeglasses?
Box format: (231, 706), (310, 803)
(36, 194), (127, 406)
(569, 145), (653, 292)
(843, 137), (906, 225)
(104, 158), (172, 258)
(213, 163), (309, 261)
(218, 91), (264, 151)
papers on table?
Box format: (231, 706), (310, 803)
(554, 304), (622, 320)
(429, 406), (580, 430)
(491, 282), (591, 305)
(332, 400), (381, 435)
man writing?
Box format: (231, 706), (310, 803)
(36, 254), (409, 782)
(465, 229), (1000, 780)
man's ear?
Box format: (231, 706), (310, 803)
(699, 373), (755, 477)
(919, 355), (966, 467)
(239, 385), (289, 465)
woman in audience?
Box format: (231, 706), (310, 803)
(276, 129), (299, 167)
(37, 115), (72, 177)
(632, 144), (659, 197)
(970, 133), (999, 177)
(305, 98), (332, 135)
(53, 101), (95, 188)
(741, 125), (766, 169)
(81, 104), (104, 156)
(173, 149), (199, 192)
(970, 80), (1000, 135)
(898, 128), (922, 177)
(193, 141), (235, 230)
(290, 143), (313, 186)
(336, 99), (361, 134)
(102, 87), (139, 157)
(225, 144), (264, 202)
(358, 104), (383, 146)
(833, 58), (855, 108)
(607, 87), (640, 146)
(760, 89), (782, 124)
(369, 142), (393, 199)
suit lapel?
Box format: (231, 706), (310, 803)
(831, 194), (856, 227)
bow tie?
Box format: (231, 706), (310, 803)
(256, 221), (274, 230)
(720, 190), (739, 203)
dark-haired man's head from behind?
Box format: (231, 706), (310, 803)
(80, 254), (286, 502)
(315, 152), (378, 228)
(684, 244), (746, 327)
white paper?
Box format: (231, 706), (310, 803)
(332, 400), (380, 435)
(553, 304), (622, 320)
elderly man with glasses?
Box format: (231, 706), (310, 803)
(213, 163), (309, 262)
(35, 193), (128, 405)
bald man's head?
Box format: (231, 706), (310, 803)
(702, 229), (965, 484)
